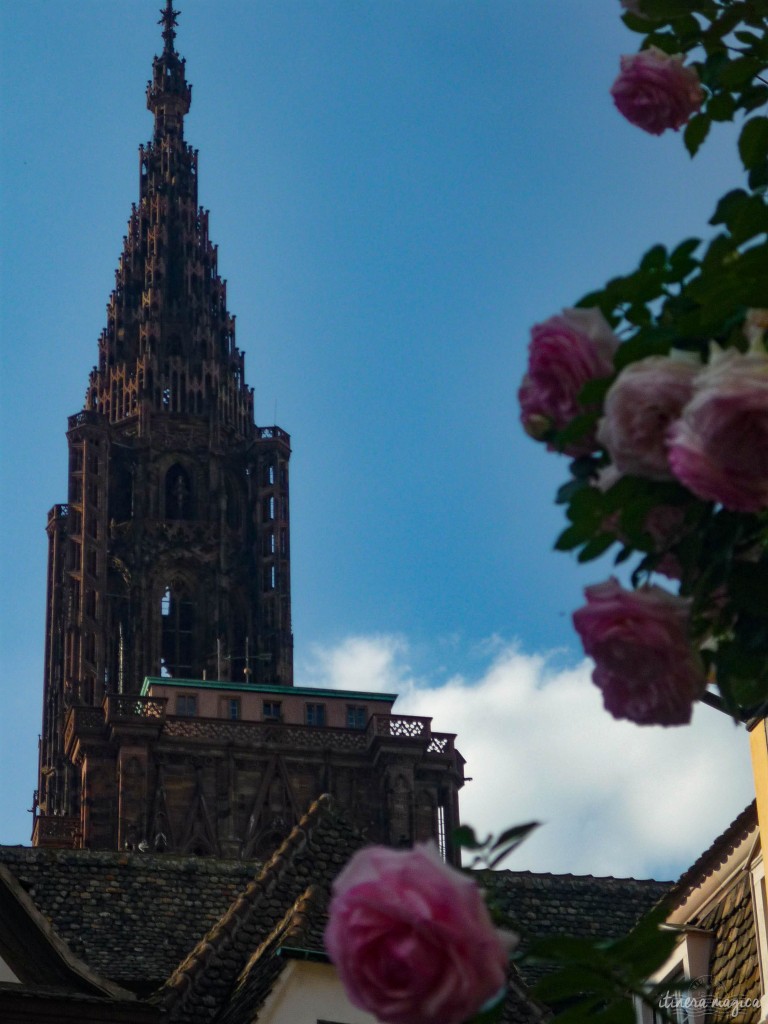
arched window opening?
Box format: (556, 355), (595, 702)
(161, 585), (194, 678)
(165, 464), (193, 520)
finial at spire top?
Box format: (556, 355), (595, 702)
(159, 0), (180, 53)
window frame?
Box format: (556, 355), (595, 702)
(176, 693), (198, 717)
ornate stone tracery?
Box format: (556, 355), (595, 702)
(33, 2), (465, 865)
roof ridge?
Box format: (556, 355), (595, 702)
(0, 863), (140, 1002)
(235, 883), (319, 985)
(666, 800), (757, 907)
(487, 868), (673, 885)
(158, 793), (342, 1013)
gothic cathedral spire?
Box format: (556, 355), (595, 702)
(33, 6), (464, 861)
(36, 5), (293, 831)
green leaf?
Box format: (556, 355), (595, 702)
(569, 456), (601, 482)
(728, 562), (768, 615)
(748, 160), (768, 190)
(740, 84), (768, 114)
(554, 413), (598, 451)
(640, 244), (668, 271)
(738, 116), (768, 170)
(699, 50), (730, 88)
(568, 484), (605, 523)
(577, 533), (616, 563)
(640, 0), (701, 18)
(452, 824), (491, 851)
(670, 237), (701, 261)
(729, 195), (768, 244)
(709, 189), (749, 227)
(684, 113), (710, 156)
(718, 56), (765, 89)
(610, 902), (678, 977)
(555, 523), (592, 552)
(705, 92), (735, 122)
(734, 31), (764, 47)
(490, 821), (540, 853)
(556, 478), (588, 505)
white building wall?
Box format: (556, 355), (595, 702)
(256, 959), (380, 1024)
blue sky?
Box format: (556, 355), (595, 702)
(0, 2), (754, 875)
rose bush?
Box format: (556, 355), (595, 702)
(572, 578), (706, 725)
(597, 354), (699, 480)
(668, 342), (768, 513)
(518, 308), (618, 455)
(610, 47), (704, 135)
(324, 841), (511, 1024)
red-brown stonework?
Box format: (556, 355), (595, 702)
(33, 5), (465, 862)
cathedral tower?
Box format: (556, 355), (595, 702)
(37, 3), (292, 824)
(33, 3), (464, 861)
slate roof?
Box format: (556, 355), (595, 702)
(665, 801), (757, 909)
(200, 826), (550, 1024)
(0, 845), (263, 995)
(2, 809), (733, 1024)
(699, 873), (761, 1024)
(158, 794), (368, 1023)
(664, 803), (761, 1024)
(0, 862), (161, 1023)
(214, 885), (324, 1024)
(480, 869), (674, 987)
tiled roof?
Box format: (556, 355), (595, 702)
(211, 851), (550, 1024)
(159, 794), (368, 1023)
(697, 873), (761, 1024)
(0, 816), (672, 1024)
(481, 870), (673, 987)
(665, 801), (757, 909)
(215, 885), (324, 1024)
(0, 845), (263, 994)
(0, 863), (162, 1023)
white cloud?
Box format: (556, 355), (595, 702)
(298, 635), (755, 881)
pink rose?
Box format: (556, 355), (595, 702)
(325, 842), (511, 1024)
(668, 344), (768, 512)
(596, 355), (699, 479)
(573, 578), (705, 726)
(519, 308), (618, 455)
(611, 47), (704, 135)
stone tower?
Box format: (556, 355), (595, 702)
(33, 3), (464, 861)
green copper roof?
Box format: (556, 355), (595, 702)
(140, 676), (398, 702)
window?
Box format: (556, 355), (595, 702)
(636, 933), (713, 1024)
(346, 705), (367, 729)
(437, 804), (447, 861)
(651, 970), (690, 1024)
(161, 585), (194, 677)
(227, 698), (241, 721)
(176, 694), (197, 717)
(306, 703), (326, 727)
(263, 701), (281, 721)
